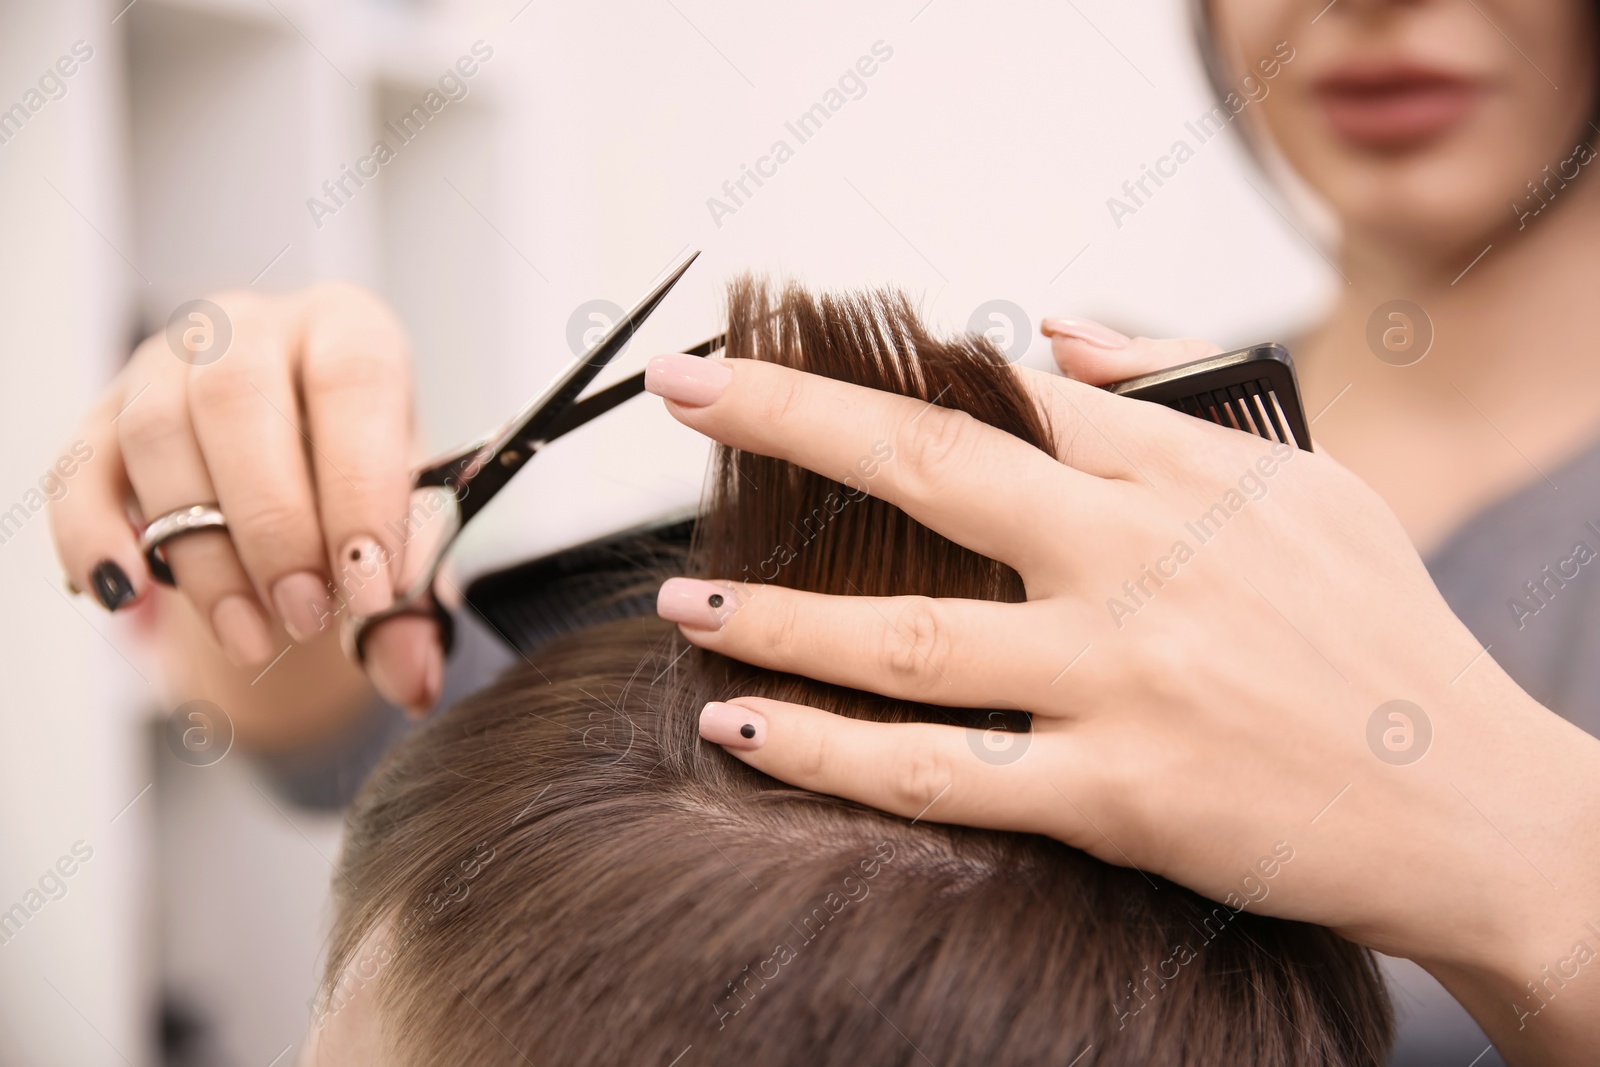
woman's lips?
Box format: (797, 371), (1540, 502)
(1314, 69), (1482, 149)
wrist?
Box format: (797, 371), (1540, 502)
(1407, 668), (1600, 1063)
(1425, 930), (1600, 1067)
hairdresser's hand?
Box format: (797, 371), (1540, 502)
(645, 330), (1600, 1065)
(48, 283), (445, 718)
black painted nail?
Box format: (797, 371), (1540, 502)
(90, 560), (136, 612)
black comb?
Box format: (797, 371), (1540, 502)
(1105, 344), (1311, 451)
(464, 515), (695, 656)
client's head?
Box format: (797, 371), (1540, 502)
(309, 278), (1393, 1065)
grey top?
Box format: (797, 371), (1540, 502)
(1427, 440), (1600, 737)
(1384, 437), (1600, 1067)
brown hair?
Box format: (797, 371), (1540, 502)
(322, 278), (1393, 1065)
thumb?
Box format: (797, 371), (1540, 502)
(1040, 317), (1222, 385)
(364, 614), (445, 718)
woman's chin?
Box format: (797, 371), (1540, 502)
(1317, 154), (1536, 256)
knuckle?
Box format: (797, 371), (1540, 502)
(1089, 736), (1161, 837)
(117, 384), (187, 454)
(756, 367), (806, 429)
(763, 593), (801, 657)
(302, 283), (410, 373)
(794, 721), (830, 783)
(307, 278), (372, 303)
(226, 494), (314, 558)
(206, 288), (273, 325)
(1122, 621), (1203, 708)
(882, 596), (949, 690)
(1053, 416), (1089, 472)
(127, 333), (169, 370)
(303, 337), (406, 398)
(305, 279), (390, 320)
(896, 407), (979, 494)
(1178, 337), (1222, 360)
(186, 352), (262, 416)
(885, 739), (953, 817)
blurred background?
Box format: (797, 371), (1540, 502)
(0, 0), (1357, 1063)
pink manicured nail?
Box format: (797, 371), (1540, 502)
(645, 353), (732, 407)
(339, 535), (393, 617)
(1040, 317), (1131, 349)
(700, 702), (766, 750)
(406, 640), (444, 719)
(657, 577), (737, 630)
(272, 571), (334, 643)
(365, 615), (440, 715)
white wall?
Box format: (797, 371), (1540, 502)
(0, 2), (149, 1064)
(457, 0), (1333, 574)
(0, 0), (1332, 1063)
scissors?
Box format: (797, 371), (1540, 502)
(339, 250), (722, 663)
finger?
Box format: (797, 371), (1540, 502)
(186, 294), (335, 643)
(47, 391), (147, 612)
(296, 283), (415, 618)
(363, 613), (444, 717)
(1040, 317), (1221, 385)
(117, 347), (276, 666)
(645, 355), (1112, 574)
(695, 696), (1070, 836)
(1012, 366), (1166, 481)
(658, 578), (1079, 709)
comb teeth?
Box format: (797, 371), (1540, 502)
(1174, 378), (1299, 448)
(465, 517), (695, 655)
(1105, 343), (1311, 452)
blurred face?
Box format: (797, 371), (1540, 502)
(1210, 0), (1598, 254)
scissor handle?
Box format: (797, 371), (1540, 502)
(339, 484), (463, 664)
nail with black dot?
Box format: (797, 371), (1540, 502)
(699, 701), (765, 750)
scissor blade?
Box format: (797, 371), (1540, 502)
(542, 331), (726, 444)
(442, 251), (702, 522)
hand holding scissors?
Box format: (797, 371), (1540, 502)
(50, 256), (714, 717)
(332, 252), (720, 666)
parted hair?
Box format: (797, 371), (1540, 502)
(322, 277), (1393, 1065)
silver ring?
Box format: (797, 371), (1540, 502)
(139, 503), (228, 586)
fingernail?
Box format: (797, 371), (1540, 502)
(212, 595), (274, 666)
(645, 353), (732, 407)
(699, 701), (766, 750)
(657, 577), (738, 630)
(339, 536), (393, 617)
(89, 560), (136, 612)
(405, 640), (444, 719)
(366, 651), (401, 708)
(272, 571), (334, 643)
(1040, 317), (1130, 349)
